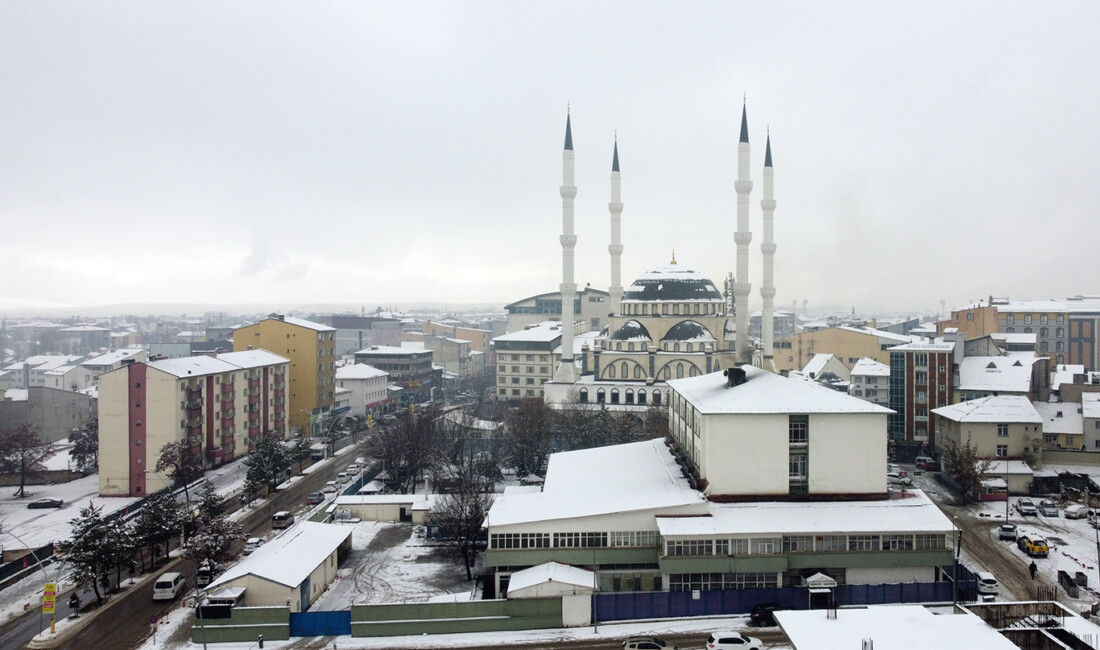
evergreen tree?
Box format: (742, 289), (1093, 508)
(67, 418), (99, 470)
(184, 513), (246, 575)
(195, 480), (222, 521)
(133, 490), (185, 567)
(66, 504), (113, 604)
(244, 436), (292, 495)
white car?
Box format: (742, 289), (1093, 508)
(706, 631), (763, 649)
(323, 481), (338, 494)
(242, 537), (265, 555)
(887, 472), (912, 486)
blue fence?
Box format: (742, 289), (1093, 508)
(289, 610), (352, 636)
(594, 566), (978, 623)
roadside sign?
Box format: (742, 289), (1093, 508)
(150, 616), (157, 625)
(42, 583), (57, 613)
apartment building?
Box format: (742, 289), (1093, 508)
(234, 314), (336, 435)
(98, 350), (289, 497)
(493, 321), (563, 400)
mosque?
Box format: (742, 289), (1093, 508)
(542, 103), (779, 407)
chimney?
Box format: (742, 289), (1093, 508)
(724, 367), (747, 388)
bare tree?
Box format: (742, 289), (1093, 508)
(942, 436), (994, 505)
(0, 424), (55, 498)
(154, 435), (204, 504)
(184, 512), (246, 574)
(502, 399), (557, 477)
(431, 459), (495, 581)
(365, 409), (443, 494)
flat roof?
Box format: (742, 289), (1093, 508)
(656, 490), (951, 537)
(668, 366), (892, 415)
(486, 438), (707, 527)
(776, 605), (1020, 650)
(216, 349), (290, 368)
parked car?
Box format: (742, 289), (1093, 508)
(306, 491), (326, 505)
(152, 572), (186, 601)
(998, 523), (1018, 541)
(1017, 535), (1049, 557)
(242, 537), (265, 555)
(323, 481), (338, 494)
(749, 602), (786, 627)
(917, 459), (940, 471)
(26, 498), (63, 509)
(346, 463), (361, 474)
(1015, 498), (1038, 516)
(976, 571), (999, 595)
(706, 631), (763, 649)
(1039, 499), (1059, 517)
(887, 472), (912, 486)
(1065, 504), (1088, 519)
(622, 636), (677, 650)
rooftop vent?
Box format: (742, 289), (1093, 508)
(724, 366), (747, 388)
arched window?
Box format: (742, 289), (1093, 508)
(662, 366), (671, 379)
(676, 363), (684, 379)
(1040, 341), (1049, 352)
(621, 361), (628, 378)
(628, 343), (634, 352)
(689, 365), (699, 377)
(608, 364), (616, 379)
(634, 365), (643, 379)
(686, 343), (693, 352)
(1040, 328), (1048, 338)
(638, 389), (647, 405)
(626, 389), (635, 404)
(611, 389), (620, 404)
(653, 390), (661, 405)
(674, 343), (681, 352)
(597, 388), (606, 403)
(579, 388), (588, 403)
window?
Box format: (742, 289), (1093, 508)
(789, 455), (807, 478)
(1041, 314), (1048, 324)
(914, 370), (928, 384)
(1025, 314), (1032, 324)
(915, 534), (946, 550)
(782, 536), (813, 552)
(1057, 314), (1064, 323)
(750, 537), (780, 554)
(848, 535), (880, 551)
(914, 353), (928, 366)
(553, 532), (607, 548)
(996, 445), (1008, 457)
(967, 313), (974, 321)
(1057, 327), (1065, 337)
(816, 535), (846, 552)
(882, 534), (914, 551)
(666, 539), (713, 556)
(1006, 315), (1015, 324)
(579, 388), (588, 403)
(729, 538), (749, 555)
(607, 364), (616, 379)
(1040, 327), (1048, 338)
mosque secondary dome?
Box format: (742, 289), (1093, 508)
(609, 319), (653, 341)
(621, 265), (724, 303)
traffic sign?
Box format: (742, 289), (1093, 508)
(43, 582), (57, 613)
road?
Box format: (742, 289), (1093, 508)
(0, 436), (365, 650)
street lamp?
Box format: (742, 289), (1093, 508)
(952, 516), (963, 607)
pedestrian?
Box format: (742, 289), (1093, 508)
(1029, 560), (1037, 579)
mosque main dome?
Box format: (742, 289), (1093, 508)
(620, 265), (724, 303)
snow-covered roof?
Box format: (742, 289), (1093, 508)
(983, 459), (1035, 476)
(668, 367), (892, 415)
(270, 315), (335, 332)
(609, 320), (652, 342)
(209, 522), (351, 590)
(334, 494), (437, 507)
(802, 353), (836, 377)
(1034, 402), (1083, 435)
(835, 325), (911, 344)
(889, 339), (956, 352)
(958, 356), (1036, 393)
(4, 388), (28, 401)
(777, 605), (1020, 650)
(81, 348), (145, 367)
(148, 355), (240, 379)
(43, 365), (78, 376)
(216, 349), (290, 369)
(662, 320), (716, 343)
(59, 325), (110, 332)
(656, 490), (951, 537)
(495, 321), (565, 343)
(507, 562), (595, 594)
(621, 265), (724, 303)
(932, 395), (1042, 423)
(1052, 364), (1086, 390)
(990, 332), (1038, 345)
(486, 438), (706, 527)
(850, 358), (890, 377)
(336, 364), (388, 380)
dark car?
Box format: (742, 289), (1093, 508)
(27, 498), (63, 509)
(750, 602), (786, 626)
(622, 636), (677, 650)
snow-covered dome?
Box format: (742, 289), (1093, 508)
(610, 320), (653, 341)
(662, 320), (716, 342)
(621, 265), (724, 303)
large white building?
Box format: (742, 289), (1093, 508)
(335, 363), (389, 420)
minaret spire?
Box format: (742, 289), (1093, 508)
(733, 100), (753, 364)
(760, 131), (777, 371)
(553, 109), (580, 383)
(608, 136), (624, 317)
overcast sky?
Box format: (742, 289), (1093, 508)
(2, 2), (1097, 316)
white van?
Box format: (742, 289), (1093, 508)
(152, 572), (186, 601)
(271, 510), (294, 529)
(976, 571), (999, 595)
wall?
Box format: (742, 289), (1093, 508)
(0, 386), (97, 444)
(350, 597), (563, 637)
(808, 413), (888, 494)
(190, 606), (290, 643)
(701, 413), (789, 496)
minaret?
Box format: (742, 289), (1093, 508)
(608, 137), (624, 317)
(553, 110), (580, 383)
(733, 101), (753, 364)
(760, 131), (777, 370)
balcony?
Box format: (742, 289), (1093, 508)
(249, 378), (261, 389)
(222, 383), (234, 395)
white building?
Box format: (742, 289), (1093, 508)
(335, 363), (389, 420)
(493, 321), (565, 400)
(667, 366), (893, 499)
(932, 395), (1044, 460)
(848, 358), (890, 408)
(81, 347), (148, 379)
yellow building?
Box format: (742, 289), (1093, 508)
(773, 326), (911, 373)
(234, 315), (336, 435)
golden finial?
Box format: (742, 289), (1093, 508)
(670, 249), (677, 265)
